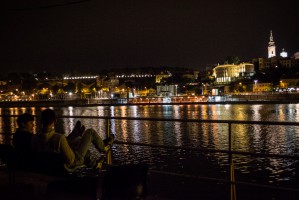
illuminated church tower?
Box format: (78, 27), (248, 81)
(268, 30), (276, 58)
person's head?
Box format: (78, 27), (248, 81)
(17, 113), (35, 132)
(41, 108), (57, 128)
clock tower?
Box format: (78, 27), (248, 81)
(268, 30), (276, 58)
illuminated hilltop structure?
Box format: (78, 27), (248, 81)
(212, 63), (255, 85)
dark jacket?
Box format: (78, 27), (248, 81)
(13, 129), (33, 153)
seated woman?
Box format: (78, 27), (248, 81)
(32, 108), (114, 171)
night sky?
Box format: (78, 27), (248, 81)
(1, 0), (298, 74)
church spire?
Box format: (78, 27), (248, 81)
(268, 30), (276, 58)
(269, 30), (274, 42)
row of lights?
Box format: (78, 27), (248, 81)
(116, 74), (154, 78)
(63, 76), (98, 80)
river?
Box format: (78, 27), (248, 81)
(1, 103), (299, 188)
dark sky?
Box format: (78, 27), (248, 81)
(1, 0), (298, 74)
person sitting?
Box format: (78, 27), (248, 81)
(13, 113), (35, 154)
(66, 120), (114, 169)
(31, 108), (114, 171)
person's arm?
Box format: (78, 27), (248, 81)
(59, 135), (76, 166)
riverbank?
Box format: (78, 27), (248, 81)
(0, 99), (88, 107)
(1, 98), (299, 107)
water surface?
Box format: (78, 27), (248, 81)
(1, 103), (299, 186)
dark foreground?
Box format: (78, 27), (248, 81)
(1, 167), (299, 200)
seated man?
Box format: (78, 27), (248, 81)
(32, 108), (114, 171)
(13, 113), (35, 154)
(66, 120), (114, 169)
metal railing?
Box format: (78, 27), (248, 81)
(70, 116), (299, 200)
(1, 115), (299, 199)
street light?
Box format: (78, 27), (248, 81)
(202, 83), (205, 95)
(254, 80), (258, 94)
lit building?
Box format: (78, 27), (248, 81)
(253, 82), (273, 92)
(156, 85), (178, 96)
(255, 56), (293, 72)
(280, 78), (299, 89)
(213, 63), (255, 85)
(280, 48), (288, 58)
(266, 31), (294, 68)
(254, 31), (295, 72)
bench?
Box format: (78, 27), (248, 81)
(0, 143), (148, 199)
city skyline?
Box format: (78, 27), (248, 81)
(1, 0), (298, 74)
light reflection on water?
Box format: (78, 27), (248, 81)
(1, 104), (299, 185)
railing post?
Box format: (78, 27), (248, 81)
(228, 122), (236, 200)
(106, 118), (112, 164)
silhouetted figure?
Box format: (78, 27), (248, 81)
(32, 108), (114, 170)
(13, 113), (35, 154)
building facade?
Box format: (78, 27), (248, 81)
(280, 78), (299, 90)
(156, 84), (178, 96)
(213, 63), (255, 85)
(253, 82), (273, 92)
